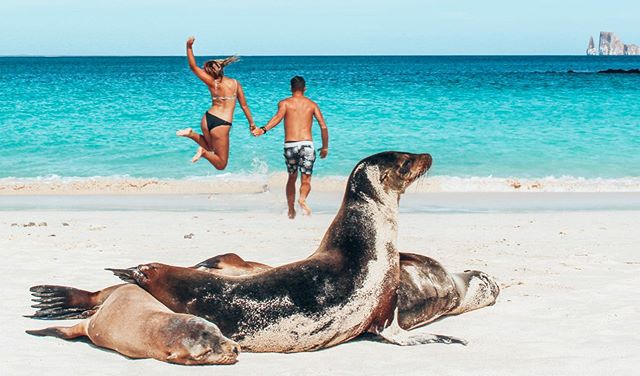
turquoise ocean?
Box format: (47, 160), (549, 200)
(1, 56), (639, 190)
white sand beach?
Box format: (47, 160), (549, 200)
(1, 192), (639, 375)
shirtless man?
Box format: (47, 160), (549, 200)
(253, 76), (329, 219)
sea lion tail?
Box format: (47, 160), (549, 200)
(105, 267), (139, 284)
(26, 285), (98, 320)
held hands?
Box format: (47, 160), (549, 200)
(319, 148), (328, 159)
(251, 126), (266, 137)
(186, 36), (195, 47)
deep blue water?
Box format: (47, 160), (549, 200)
(1, 56), (639, 179)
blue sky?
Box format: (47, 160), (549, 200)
(2, 0), (639, 55)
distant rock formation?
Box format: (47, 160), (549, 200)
(586, 36), (597, 56)
(587, 32), (640, 55)
(599, 32), (625, 55)
(625, 44), (640, 55)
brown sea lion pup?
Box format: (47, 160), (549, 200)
(27, 284), (240, 365)
(103, 152), (452, 352)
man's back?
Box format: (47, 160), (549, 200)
(282, 96), (317, 142)
(253, 75), (329, 219)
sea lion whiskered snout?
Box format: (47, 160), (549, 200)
(350, 152), (433, 197)
(181, 317), (240, 365)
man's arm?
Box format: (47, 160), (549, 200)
(314, 104), (329, 158)
(252, 101), (287, 136)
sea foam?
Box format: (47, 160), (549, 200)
(1, 174), (639, 194)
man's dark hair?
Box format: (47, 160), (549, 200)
(290, 76), (306, 91)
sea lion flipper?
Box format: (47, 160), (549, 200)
(26, 322), (86, 340)
(105, 267), (139, 284)
(27, 285), (98, 320)
(377, 330), (468, 346)
(375, 308), (468, 346)
(25, 308), (90, 320)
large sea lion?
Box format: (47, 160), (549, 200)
(29, 252), (500, 330)
(27, 284), (240, 365)
(29, 152), (489, 351)
(102, 152), (438, 352)
(195, 252), (500, 330)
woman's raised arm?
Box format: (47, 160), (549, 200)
(186, 37), (215, 86)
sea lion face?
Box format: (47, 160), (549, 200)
(379, 152), (432, 193)
(171, 317), (240, 365)
(454, 270), (500, 313)
(349, 152), (433, 201)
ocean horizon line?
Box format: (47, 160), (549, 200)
(2, 54), (632, 58)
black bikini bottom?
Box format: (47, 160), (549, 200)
(205, 112), (232, 131)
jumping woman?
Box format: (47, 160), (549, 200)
(176, 36), (256, 170)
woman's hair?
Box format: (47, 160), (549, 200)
(203, 55), (239, 79)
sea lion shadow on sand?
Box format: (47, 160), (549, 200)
(27, 151), (500, 359)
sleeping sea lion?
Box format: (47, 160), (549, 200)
(27, 284), (240, 365)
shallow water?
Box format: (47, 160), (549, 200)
(1, 56), (639, 184)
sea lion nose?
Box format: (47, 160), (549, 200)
(222, 341), (241, 357)
(422, 153), (433, 170)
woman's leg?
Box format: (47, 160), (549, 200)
(176, 115), (211, 150)
(197, 126), (231, 170)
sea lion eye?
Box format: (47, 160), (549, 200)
(399, 160), (412, 174)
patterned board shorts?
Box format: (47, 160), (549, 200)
(283, 141), (316, 175)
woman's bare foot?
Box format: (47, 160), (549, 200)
(191, 147), (207, 163)
(298, 198), (312, 216)
(288, 207), (296, 219)
(176, 128), (193, 137)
